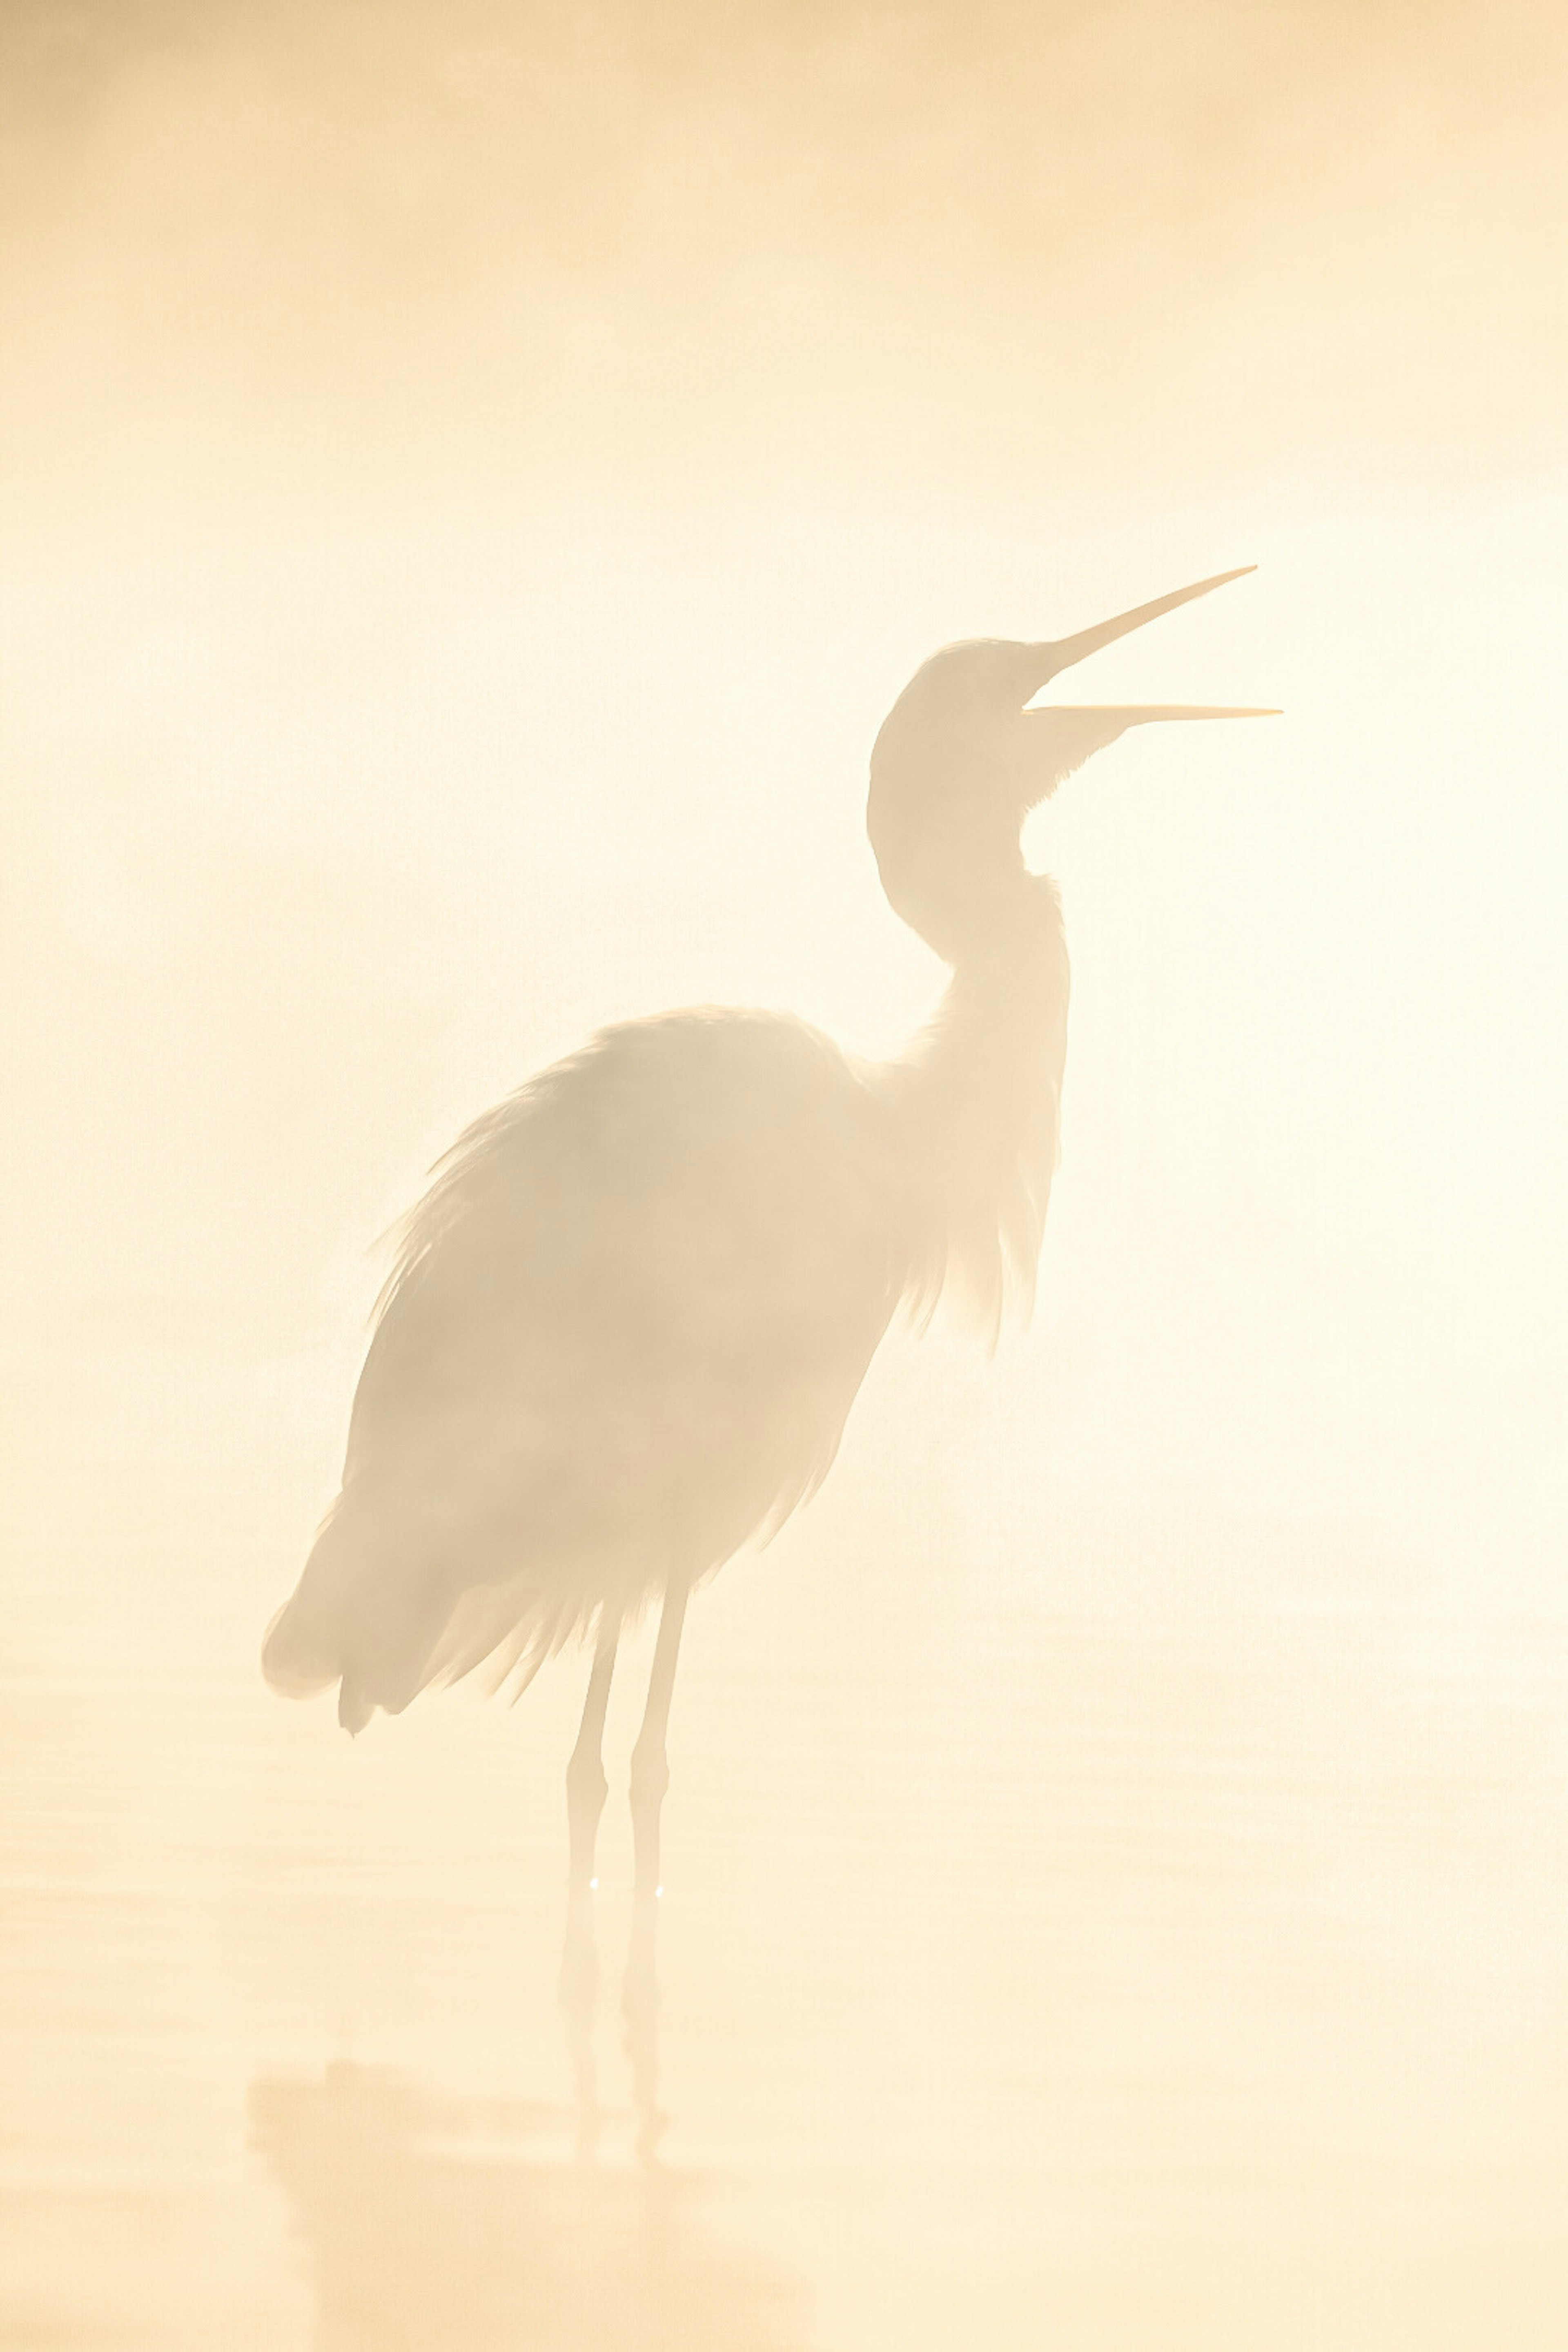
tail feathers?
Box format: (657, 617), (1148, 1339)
(261, 1493), (467, 1736)
(260, 1581), (344, 1702)
(262, 1488), (621, 1735)
(336, 1673), (374, 1735)
(261, 1504), (365, 1724)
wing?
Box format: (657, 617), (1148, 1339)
(262, 1010), (913, 1721)
(345, 1010), (911, 1568)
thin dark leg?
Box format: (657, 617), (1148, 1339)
(560, 1616), (619, 2148)
(566, 1618), (619, 1895)
(624, 1577), (689, 2157)
(629, 1577), (688, 1906)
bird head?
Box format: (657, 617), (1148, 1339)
(867, 566), (1276, 962)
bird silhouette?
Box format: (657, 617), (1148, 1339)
(263, 567), (1273, 1936)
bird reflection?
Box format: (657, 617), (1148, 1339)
(261, 570), (1272, 2025)
(562, 1877), (666, 2161)
(250, 2063), (802, 2352)
(558, 1880), (666, 2161)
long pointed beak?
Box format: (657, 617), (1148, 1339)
(1037, 704), (1281, 723)
(1017, 701), (1280, 803)
(1026, 566), (1257, 690)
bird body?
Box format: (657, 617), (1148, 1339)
(263, 567), (1270, 1789)
(264, 884), (1068, 1731)
(268, 1010), (910, 1728)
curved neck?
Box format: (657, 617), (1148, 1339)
(910, 873), (1070, 1116)
(867, 782), (1030, 969)
(882, 871), (1071, 1335)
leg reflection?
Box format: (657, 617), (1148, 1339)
(559, 1884), (601, 2158)
(623, 1893), (663, 2161)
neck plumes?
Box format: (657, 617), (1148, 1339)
(860, 570), (1268, 1330)
(868, 793), (1070, 1340)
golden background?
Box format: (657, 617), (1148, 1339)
(3, 5), (1566, 2345)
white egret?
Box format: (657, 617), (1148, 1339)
(263, 566), (1273, 1922)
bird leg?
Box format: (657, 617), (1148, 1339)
(560, 1617), (618, 2118)
(629, 1576), (688, 1909)
(624, 1576), (688, 2152)
(566, 1617), (619, 1894)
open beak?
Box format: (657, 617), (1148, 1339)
(1024, 565), (1259, 692)
(1008, 568), (1277, 800)
(1037, 704), (1279, 724)
(1015, 702), (1276, 802)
